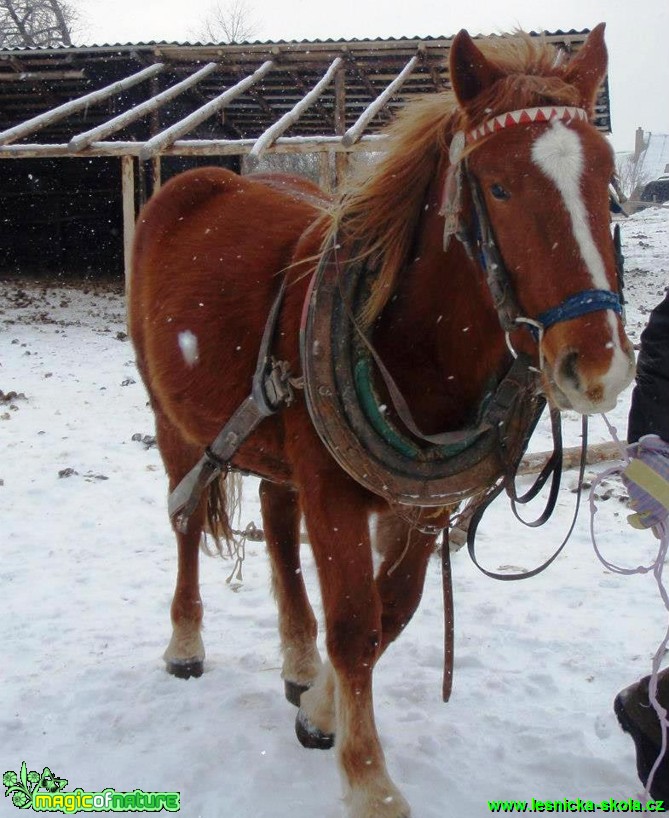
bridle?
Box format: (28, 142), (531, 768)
(436, 105), (627, 582)
(441, 105), (624, 370)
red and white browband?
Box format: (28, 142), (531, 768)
(442, 105), (590, 251)
(466, 105), (589, 145)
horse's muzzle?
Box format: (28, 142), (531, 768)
(545, 343), (635, 414)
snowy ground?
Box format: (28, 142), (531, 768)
(2, 204), (669, 817)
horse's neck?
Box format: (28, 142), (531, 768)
(372, 184), (508, 432)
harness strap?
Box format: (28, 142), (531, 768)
(168, 279), (292, 533)
(507, 406), (563, 526)
(537, 290), (622, 332)
(466, 414), (588, 581)
(441, 528), (454, 703)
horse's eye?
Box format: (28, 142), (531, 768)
(490, 183), (510, 201)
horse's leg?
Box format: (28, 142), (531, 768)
(297, 512), (438, 751)
(259, 479), (322, 705)
(156, 413), (207, 679)
(373, 512), (438, 653)
(298, 468), (411, 818)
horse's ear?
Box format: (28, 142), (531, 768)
(450, 29), (505, 108)
(562, 22), (608, 111)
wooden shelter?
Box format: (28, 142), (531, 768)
(0, 31), (611, 276)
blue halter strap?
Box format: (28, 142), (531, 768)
(536, 288), (622, 332)
(464, 165), (625, 341)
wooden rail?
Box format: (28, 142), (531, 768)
(343, 56), (419, 146)
(68, 63), (220, 152)
(247, 57), (344, 166)
(138, 60), (276, 162)
(517, 441), (623, 475)
(236, 441), (626, 546)
(0, 63), (164, 146)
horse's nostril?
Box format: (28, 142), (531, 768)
(559, 351), (580, 389)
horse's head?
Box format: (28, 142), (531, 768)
(447, 23), (634, 414)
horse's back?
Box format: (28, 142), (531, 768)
(129, 167), (325, 448)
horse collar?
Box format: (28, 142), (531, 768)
(299, 237), (546, 510)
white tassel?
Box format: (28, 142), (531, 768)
(440, 132), (466, 252)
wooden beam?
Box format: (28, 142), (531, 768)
(289, 69), (333, 130)
(68, 62), (220, 152)
(138, 59), (275, 162)
(152, 156), (162, 193)
(0, 133), (386, 159)
(0, 63), (164, 146)
(318, 152), (332, 192)
(121, 155), (135, 288)
(0, 70), (85, 81)
(247, 57), (343, 166)
(349, 64), (393, 125)
(334, 66), (348, 186)
(518, 442), (623, 476)
(343, 55), (419, 146)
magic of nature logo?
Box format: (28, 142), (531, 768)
(3, 762), (180, 813)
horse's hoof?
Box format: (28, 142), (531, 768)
(166, 658), (203, 679)
(284, 679), (310, 707)
(295, 707), (335, 750)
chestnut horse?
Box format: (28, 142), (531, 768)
(129, 25), (634, 818)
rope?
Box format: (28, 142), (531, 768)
(225, 521), (263, 586)
(589, 414), (669, 801)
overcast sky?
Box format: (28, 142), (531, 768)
(76, 0), (668, 154)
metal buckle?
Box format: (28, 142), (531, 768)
(505, 317), (544, 373)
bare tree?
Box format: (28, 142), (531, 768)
(616, 153), (651, 200)
(0, 0), (77, 48)
(196, 0), (258, 44)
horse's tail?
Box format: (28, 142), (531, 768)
(203, 471), (243, 556)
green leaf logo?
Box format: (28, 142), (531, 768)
(11, 790), (30, 808)
(3, 762), (68, 810)
(40, 768), (68, 793)
(2, 771), (18, 788)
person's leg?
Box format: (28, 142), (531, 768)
(615, 669), (669, 802)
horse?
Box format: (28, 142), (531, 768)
(128, 24), (635, 818)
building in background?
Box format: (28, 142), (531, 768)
(618, 129), (669, 210)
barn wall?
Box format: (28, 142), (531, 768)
(0, 154), (240, 277)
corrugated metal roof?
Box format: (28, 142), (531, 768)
(0, 29), (593, 55)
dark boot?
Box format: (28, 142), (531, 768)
(614, 669), (669, 803)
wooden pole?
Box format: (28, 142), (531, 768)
(334, 65), (349, 187)
(318, 152), (332, 193)
(0, 133), (387, 159)
(121, 156), (135, 289)
(139, 60), (275, 162)
(343, 56), (419, 146)
(441, 529), (454, 702)
(247, 57), (344, 167)
(68, 63), (220, 152)
(152, 157), (162, 193)
(517, 441), (623, 476)
(0, 64), (164, 146)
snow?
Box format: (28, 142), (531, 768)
(2, 204), (669, 817)
(178, 330), (200, 368)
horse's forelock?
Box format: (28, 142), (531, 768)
(453, 35), (588, 130)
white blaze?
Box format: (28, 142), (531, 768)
(531, 121), (608, 289)
(530, 121), (631, 409)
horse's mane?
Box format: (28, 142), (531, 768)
(330, 32), (588, 326)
